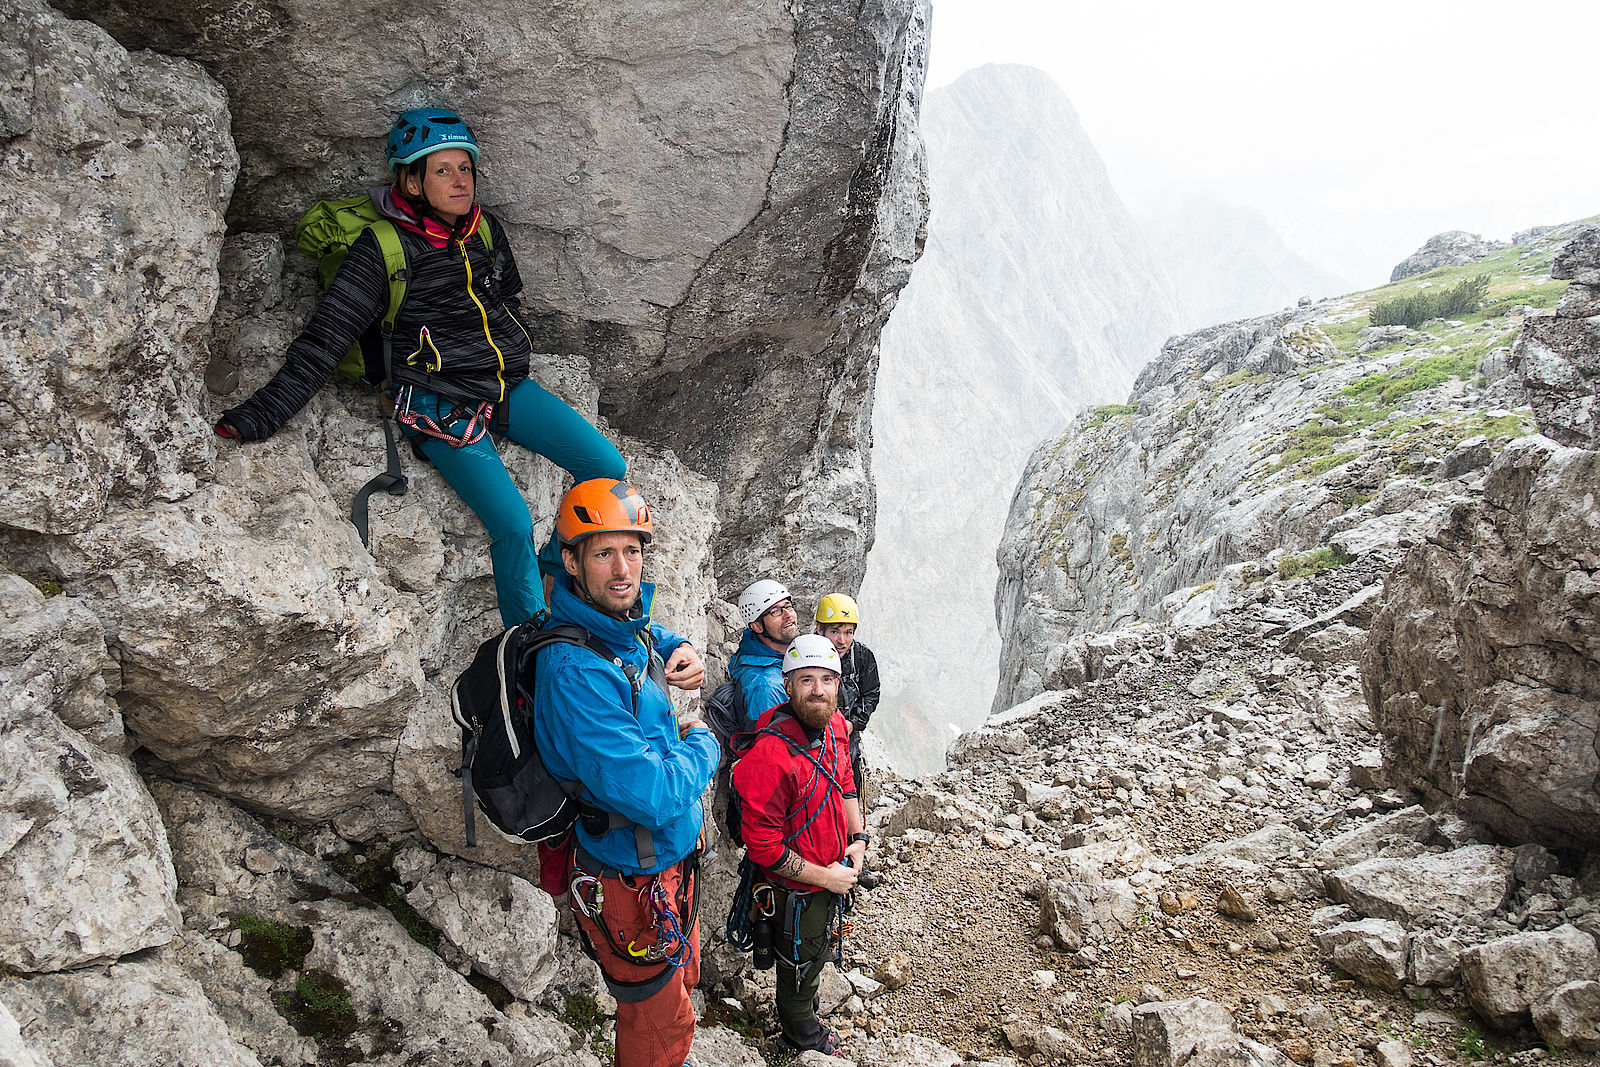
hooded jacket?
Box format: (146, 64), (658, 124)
(729, 628), (786, 728)
(533, 576), (718, 875)
(221, 187), (535, 440)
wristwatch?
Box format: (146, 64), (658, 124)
(850, 832), (870, 845)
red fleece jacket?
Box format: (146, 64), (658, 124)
(732, 706), (857, 891)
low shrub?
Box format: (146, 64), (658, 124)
(1369, 274), (1489, 328)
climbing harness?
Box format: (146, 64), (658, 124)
(393, 384), (494, 447)
(777, 883), (853, 993)
(570, 848), (701, 974)
(726, 713), (857, 987)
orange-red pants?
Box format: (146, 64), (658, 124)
(569, 854), (700, 1067)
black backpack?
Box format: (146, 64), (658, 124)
(450, 621), (665, 860)
(704, 679), (748, 744)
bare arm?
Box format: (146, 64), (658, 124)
(772, 846), (858, 895)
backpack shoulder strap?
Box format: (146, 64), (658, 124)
(475, 210), (494, 251)
(365, 219), (410, 338)
(525, 624), (648, 719)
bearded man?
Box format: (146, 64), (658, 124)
(730, 634), (867, 1056)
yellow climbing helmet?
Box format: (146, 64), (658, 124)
(814, 592), (860, 626)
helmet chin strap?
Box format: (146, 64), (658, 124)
(571, 565), (636, 622)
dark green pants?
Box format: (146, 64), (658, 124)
(775, 887), (836, 1050)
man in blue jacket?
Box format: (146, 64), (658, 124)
(729, 578), (799, 726)
(534, 478), (718, 1067)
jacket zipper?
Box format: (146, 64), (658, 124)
(458, 235), (509, 403)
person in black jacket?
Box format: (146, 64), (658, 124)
(814, 593), (880, 795)
(215, 108), (624, 627)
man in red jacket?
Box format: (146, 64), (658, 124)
(731, 635), (868, 1056)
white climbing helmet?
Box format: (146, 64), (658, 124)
(738, 579), (792, 625)
(782, 634), (841, 675)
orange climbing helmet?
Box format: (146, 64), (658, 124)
(556, 479), (653, 547)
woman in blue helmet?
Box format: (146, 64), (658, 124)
(217, 108), (625, 627)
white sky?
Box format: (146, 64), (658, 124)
(925, 0), (1600, 287)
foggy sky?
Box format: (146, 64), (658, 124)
(927, 0), (1600, 287)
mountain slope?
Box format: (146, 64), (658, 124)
(863, 64), (1179, 772)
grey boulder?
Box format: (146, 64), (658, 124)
(1460, 923), (1600, 1031)
(1313, 918), (1409, 992)
(1533, 980), (1600, 1053)
(1323, 844), (1513, 928)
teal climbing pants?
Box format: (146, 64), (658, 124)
(405, 376), (625, 627)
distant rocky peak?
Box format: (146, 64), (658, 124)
(1389, 229), (1510, 282)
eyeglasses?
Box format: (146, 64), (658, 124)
(762, 600), (797, 620)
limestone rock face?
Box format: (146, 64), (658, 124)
(0, 577), (179, 973)
(5, 0), (893, 834)
(993, 297), (1530, 710)
(392, 848), (560, 1002)
(147, 780), (590, 1067)
(0, 960), (263, 1067)
(35, 472), (422, 820)
(1389, 230), (1508, 283)
(64, 0), (931, 602)
(0, 0), (236, 536)
(1511, 227), (1600, 447)
(1363, 435), (1600, 849)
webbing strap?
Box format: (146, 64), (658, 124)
(343, 219), (412, 549)
(460, 732), (479, 848)
(349, 418), (409, 547)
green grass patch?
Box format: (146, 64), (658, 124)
(559, 992), (606, 1035)
(1189, 580), (1216, 599)
(1278, 547), (1350, 581)
(1455, 1021), (1485, 1060)
(1108, 532), (1131, 564)
(1264, 401), (1390, 476)
(1220, 369), (1271, 390)
(278, 969), (359, 1043)
(1341, 351), (1479, 405)
(1461, 279), (1566, 321)
(1319, 316), (1372, 355)
(1301, 451), (1358, 477)
(1089, 403), (1138, 426)
(231, 911), (314, 978)
(1176, 398), (1200, 422)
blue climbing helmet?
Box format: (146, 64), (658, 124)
(386, 108), (480, 171)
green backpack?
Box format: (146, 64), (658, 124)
(291, 195), (494, 545)
(292, 195), (494, 383)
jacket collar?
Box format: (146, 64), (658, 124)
(549, 575), (655, 654)
(737, 627), (783, 663)
(368, 183), (480, 249)
(753, 706), (825, 749)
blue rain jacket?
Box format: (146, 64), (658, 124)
(533, 577), (719, 875)
(730, 628), (786, 727)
